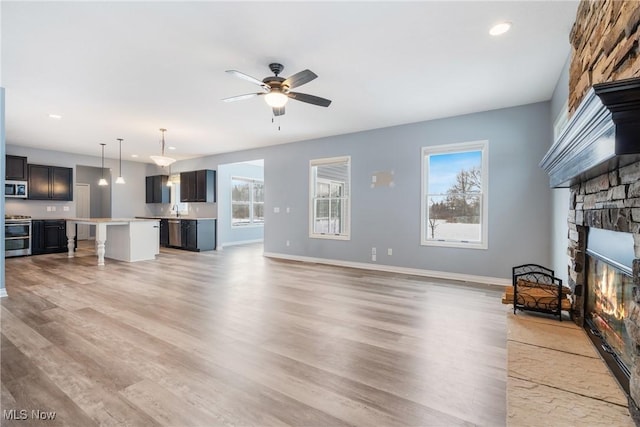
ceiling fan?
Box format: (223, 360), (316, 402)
(223, 63), (332, 117)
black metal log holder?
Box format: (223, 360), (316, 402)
(512, 264), (566, 321)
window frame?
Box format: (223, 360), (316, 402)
(231, 176), (264, 228)
(309, 156), (351, 240)
(421, 140), (489, 250)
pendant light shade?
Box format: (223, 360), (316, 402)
(115, 138), (125, 184)
(98, 143), (108, 186)
(150, 128), (176, 167)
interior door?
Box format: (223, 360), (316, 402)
(76, 183), (91, 240)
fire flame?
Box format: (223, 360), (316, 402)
(595, 267), (625, 319)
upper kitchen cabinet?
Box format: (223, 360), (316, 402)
(180, 169), (216, 203)
(28, 164), (73, 201)
(6, 155), (28, 180)
(145, 175), (170, 204)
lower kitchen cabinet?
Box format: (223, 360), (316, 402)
(32, 220), (67, 255)
(180, 219), (215, 251)
(159, 219), (169, 247)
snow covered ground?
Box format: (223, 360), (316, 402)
(426, 220), (480, 241)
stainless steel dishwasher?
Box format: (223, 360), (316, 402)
(168, 219), (181, 247)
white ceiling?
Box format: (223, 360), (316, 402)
(1, 1), (578, 164)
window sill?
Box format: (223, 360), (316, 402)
(309, 233), (350, 241)
(421, 239), (487, 250)
(231, 224), (264, 229)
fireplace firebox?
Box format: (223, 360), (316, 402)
(582, 227), (637, 403)
(586, 252), (634, 383)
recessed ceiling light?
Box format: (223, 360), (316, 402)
(168, 146), (176, 150)
(131, 154), (139, 158)
(48, 114), (62, 119)
(489, 21), (512, 36)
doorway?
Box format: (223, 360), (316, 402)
(217, 159), (264, 249)
(75, 183), (90, 240)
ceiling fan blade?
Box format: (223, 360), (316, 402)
(288, 92), (332, 107)
(273, 106), (285, 117)
(222, 93), (262, 103)
(226, 70), (270, 90)
(283, 69), (317, 89)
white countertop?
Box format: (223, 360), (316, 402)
(135, 216), (217, 220)
(67, 218), (160, 223)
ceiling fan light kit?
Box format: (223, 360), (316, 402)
(150, 128), (176, 167)
(264, 91), (288, 108)
(224, 62), (332, 117)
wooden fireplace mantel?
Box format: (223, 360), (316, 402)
(541, 77), (640, 188)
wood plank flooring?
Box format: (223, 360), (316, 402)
(1, 244), (507, 426)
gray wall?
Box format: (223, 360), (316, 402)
(76, 165), (112, 219)
(5, 144), (156, 219)
(172, 101), (553, 280)
(217, 161), (264, 247)
(549, 54), (571, 284)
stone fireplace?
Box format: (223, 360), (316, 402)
(541, 77), (640, 418)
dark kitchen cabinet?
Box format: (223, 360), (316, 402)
(28, 164), (73, 201)
(180, 219), (216, 251)
(145, 175), (170, 204)
(180, 170), (215, 203)
(32, 220), (67, 255)
(6, 155), (28, 180)
(159, 219), (169, 246)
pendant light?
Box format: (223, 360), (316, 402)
(115, 138), (125, 184)
(150, 128), (176, 167)
(98, 143), (108, 186)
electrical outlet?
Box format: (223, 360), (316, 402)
(63, 206), (70, 211)
(46, 206), (52, 212)
(371, 247), (376, 255)
(286, 240), (290, 246)
(274, 207), (280, 213)
(388, 248), (393, 256)
(286, 207), (290, 213)
(372, 254), (377, 262)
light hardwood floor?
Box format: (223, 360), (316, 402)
(2, 244), (507, 426)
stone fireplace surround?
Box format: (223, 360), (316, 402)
(541, 77), (640, 419)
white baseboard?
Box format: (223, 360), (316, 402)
(220, 239), (264, 248)
(263, 252), (511, 287)
(0, 288), (7, 298)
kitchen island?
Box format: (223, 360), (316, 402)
(66, 218), (160, 266)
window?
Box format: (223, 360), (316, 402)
(421, 141), (488, 249)
(310, 156), (350, 239)
(169, 174), (189, 215)
(231, 177), (264, 226)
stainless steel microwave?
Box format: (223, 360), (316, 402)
(5, 180), (28, 198)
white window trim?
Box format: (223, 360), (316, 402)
(420, 140), (489, 250)
(231, 176), (264, 228)
(309, 156), (351, 240)
(553, 101), (569, 141)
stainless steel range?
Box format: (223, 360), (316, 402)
(5, 215), (32, 257)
